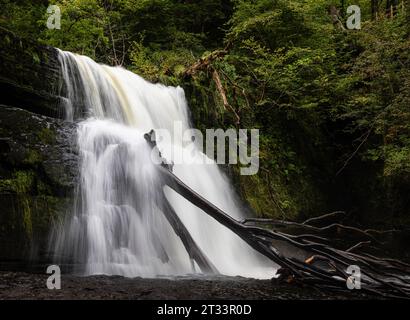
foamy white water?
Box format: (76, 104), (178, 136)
(52, 50), (276, 279)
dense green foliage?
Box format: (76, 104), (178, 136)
(1, 0), (409, 227)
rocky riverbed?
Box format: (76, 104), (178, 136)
(0, 271), (375, 300)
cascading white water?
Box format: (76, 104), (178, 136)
(53, 50), (276, 279)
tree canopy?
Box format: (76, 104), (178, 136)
(1, 0), (409, 227)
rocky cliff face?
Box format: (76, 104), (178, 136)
(0, 29), (78, 263)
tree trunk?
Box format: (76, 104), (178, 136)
(145, 130), (410, 298)
(371, 0), (379, 19)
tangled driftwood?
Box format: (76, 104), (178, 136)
(144, 130), (410, 299)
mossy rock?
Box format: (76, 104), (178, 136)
(0, 28), (63, 118)
(0, 105), (78, 261)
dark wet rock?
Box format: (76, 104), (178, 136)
(0, 27), (79, 263)
(0, 105), (78, 192)
(0, 29), (64, 118)
(0, 105), (78, 261)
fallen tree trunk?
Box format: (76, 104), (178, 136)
(159, 194), (219, 274)
(144, 130), (218, 274)
(145, 130), (410, 299)
(182, 46), (230, 78)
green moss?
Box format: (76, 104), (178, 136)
(0, 171), (34, 193)
(37, 127), (55, 144)
(0, 172), (34, 238)
(13, 171), (34, 193)
(238, 171), (300, 221)
(24, 149), (42, 165)
(0, 170), (68, 239)
(21, 196), (32, 238)
(0, 179), (13, 193)
(32, 52), (40, 64)
(32, 195), (68, 229)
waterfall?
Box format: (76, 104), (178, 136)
(52, 50), (275, 279)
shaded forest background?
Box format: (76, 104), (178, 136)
(1, 0), (409, 228)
